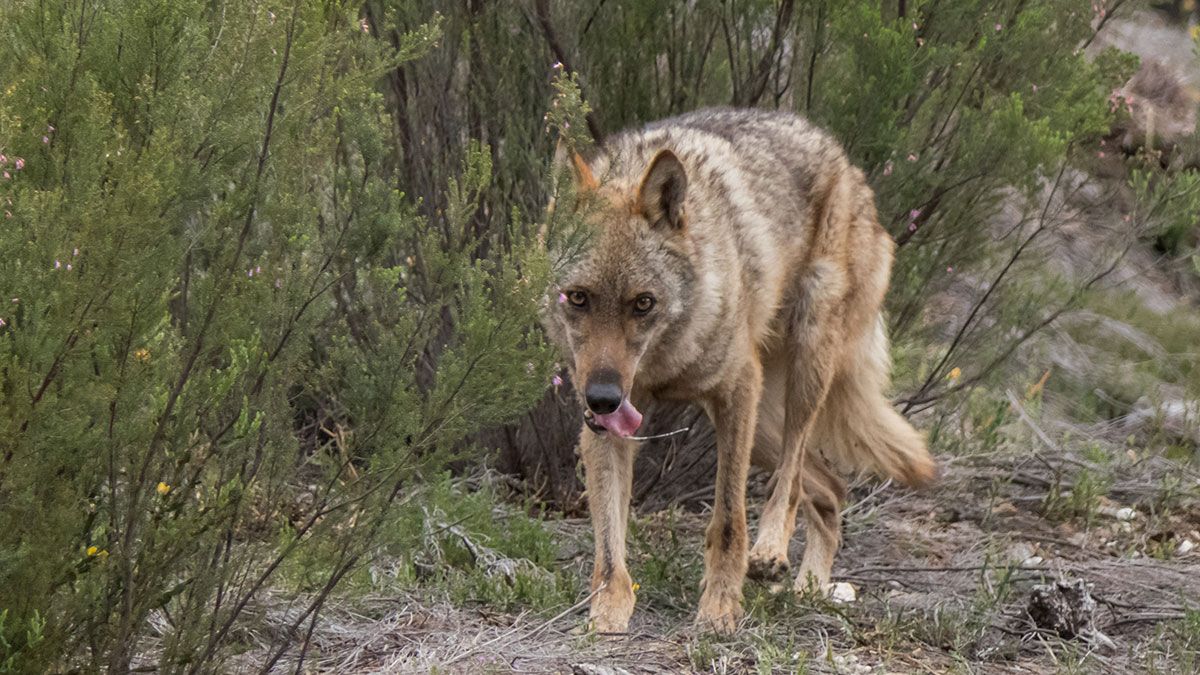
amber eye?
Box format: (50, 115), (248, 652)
(567, 290), (588, 308)
(633, 294), (656, 315)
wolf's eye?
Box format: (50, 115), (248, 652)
(567, 290), (588, 308)
(633, 294), (656, 316)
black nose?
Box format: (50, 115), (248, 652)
(584, 372), (623, 415)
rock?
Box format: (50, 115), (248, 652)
(1027, 578), (1097, 639)
(1098, 504), (1138, 521)
(1007, 542), (1036, 564)
(829, 581), (858, 604)
(1112, 60), (1199, 165)
(1123, 398), (1200, 446)
(573, 665), (633, 675)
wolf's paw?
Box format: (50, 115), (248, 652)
(588, 613), (631, 634)
(792, 568), (832, 598)
(695, 584), (744, 635)
(588, 581), (635, 634)
(747, 550), (790, 583)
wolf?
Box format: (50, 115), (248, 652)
(543, 108), (936, 634)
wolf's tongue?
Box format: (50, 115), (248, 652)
(593, 399), (643, 438)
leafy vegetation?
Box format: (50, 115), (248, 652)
(0, 0), (1197, 671)
(0, 1), (551, 670)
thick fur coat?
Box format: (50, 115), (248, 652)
(544, 108), (935, 633)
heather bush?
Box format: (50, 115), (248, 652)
(0, 1), (552, 670)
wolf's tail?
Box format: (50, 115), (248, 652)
(814, 318), (936, 487)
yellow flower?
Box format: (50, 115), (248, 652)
(1190, 24), (1200, 41)
(631, 582), (640, 593)
(87, 545), (98, 556)
(134, 348), (150, 362)
(947, 367), (961, 381)
(156, 481), (171, 495)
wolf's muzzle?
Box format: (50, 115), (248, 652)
(583, 410), (607, 435)
(583, 369), (624, 415)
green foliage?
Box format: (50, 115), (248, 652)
(367, 475), (577, 613)
(1132, 167), (1200, 256)
(1, 0), (1197, 669)
(0, 1), (551, 670)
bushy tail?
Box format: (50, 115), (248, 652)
(814, 320), (935, 487)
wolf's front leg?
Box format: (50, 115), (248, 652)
(696, 357), (762, 634)
(579, 426), (638, 633)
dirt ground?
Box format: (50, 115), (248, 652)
(245, 435), (1199, 673)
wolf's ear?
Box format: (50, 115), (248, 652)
(637, 150), (687, 230)
(552, 139), (599, 192)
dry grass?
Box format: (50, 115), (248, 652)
(209, 415), (1198, 674)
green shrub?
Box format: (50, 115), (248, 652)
(0, 1), (552, 670)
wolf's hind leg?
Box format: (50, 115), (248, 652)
(794, 452), (845, 593)
(579, 428), (638, 633)
(748, 265), (842, 584)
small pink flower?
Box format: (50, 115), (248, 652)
(946, 266), (954, 273)
(0, 153), (7, 163)
(552, 61), (563, 70)
(906, 153), (918, 162)
(65, 263), (72, 271)
(42, 136), (49, 144)
(1098, 151), (1106, 158)
(47, 124), (55, 132)
(0, 318), (6, 328)
(907, 223), (918, 233)
(1031, 84), (1039, 92)
(909, 209), (921, 220)
(247, 268), (254, 277)
(14, 158), (23, 170)
(255, 265), (262, 275)
(557, 292), (567, 304)
(3, 172), (9, 180)
(551, 374), (563, 387)
(883, 160), (894, 176)
(994, 23), (1002, 31)
(54, 260), (61, 269)
(359, 18), (369, 34)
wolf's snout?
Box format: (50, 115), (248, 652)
(583, 370), (624, 415)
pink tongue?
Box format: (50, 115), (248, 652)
(593, 399), (643, 438)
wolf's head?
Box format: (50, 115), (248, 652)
(546, 147), (697, 438)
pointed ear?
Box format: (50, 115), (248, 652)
(637, 150), (687, 230)
(552, 138), (598, 192)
